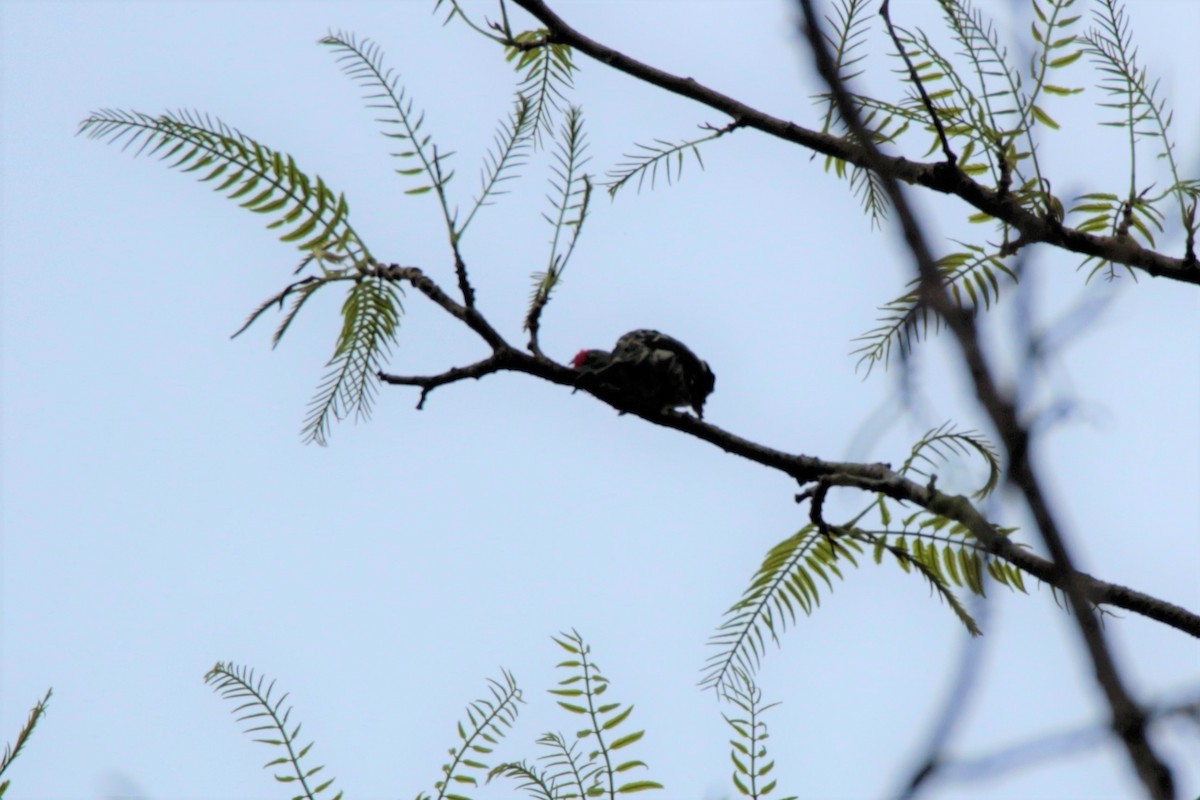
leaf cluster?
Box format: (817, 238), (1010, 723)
(83, 17), (589, 443)
(820, 0), (1086, 212)
(820, 0), (1199, 363)
(810, 0), (1083, 364)
(704, 425), (1023, 693)
(490, 630), (662, 799)
(1076, 0), (1200, 277)
(207, 635), (802, 800)
(78, 106), (397, 445)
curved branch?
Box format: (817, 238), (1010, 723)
(369, 264), (1200, 642)
(368, 263), (508, 351)
(379, 354), (511, 409)
(509, 0), (1200, 286)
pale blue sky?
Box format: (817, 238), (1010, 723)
(3, 2), (1198, 799)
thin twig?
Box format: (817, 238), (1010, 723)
(879, 0), (956, 165)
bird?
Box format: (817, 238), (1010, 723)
(571, 329), (715, 418)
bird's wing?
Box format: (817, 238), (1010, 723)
(618, 329), (708, 374)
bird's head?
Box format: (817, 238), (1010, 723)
(572, 349), (610, 370)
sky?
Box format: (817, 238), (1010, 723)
(2, 1), (1199, 799)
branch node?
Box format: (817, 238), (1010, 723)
(805, 478), (839, 557)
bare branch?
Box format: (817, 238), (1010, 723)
(378, 354), (511, 409)
(879, 0), (956, 165)
(510, 0), (1200, 285)
(367, 263), (508, 352)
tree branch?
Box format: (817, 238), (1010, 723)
(368, 263), (507, 352)
(369, 263), (1200, 643)
(509, 0), (1200, 286)
(379, 354), (511, 409)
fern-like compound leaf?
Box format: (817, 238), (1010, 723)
(721, 673), (797, 800)
(0, 688), (52, 798)
(524, 107), (592, 336)
(702, 530), (858, 694)
(321, 31), (456, 214)
(900, 422), (1002, 500)
(459, 95), (535, 237)
(506, 30), (577, 148)
(852, 243), (1015, 375)
(78, 109), (371, 264)
(605, 134), (714, 197)
(424, 670), (523, 800)
(301, 274), (402, 445)
(204, 663), (343, 800)
(540, 631), (662, 797)
(487, 761), (558, 800)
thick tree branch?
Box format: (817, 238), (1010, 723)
(510, 0), (1200, 286)
(797, 1), (1175, 796)
(370, 262), (1200, 643)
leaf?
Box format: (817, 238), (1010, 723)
(616, 780), (665, 793)
(301, 276), (403, 446)
(603, 706), (634, 730)
(1030, 103), (1060, 129)
(320, 32), (453, 199)
(505, 30), (577, 146)
(606, 135), (711, 197)
(608, 731), (644, 750)
(525, 107), (592, 336)
(1049, 50), (1084, 68)
(703, 528), (856, 692)
(78, 110), (370, 263)
(204, 664), (339, 797)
